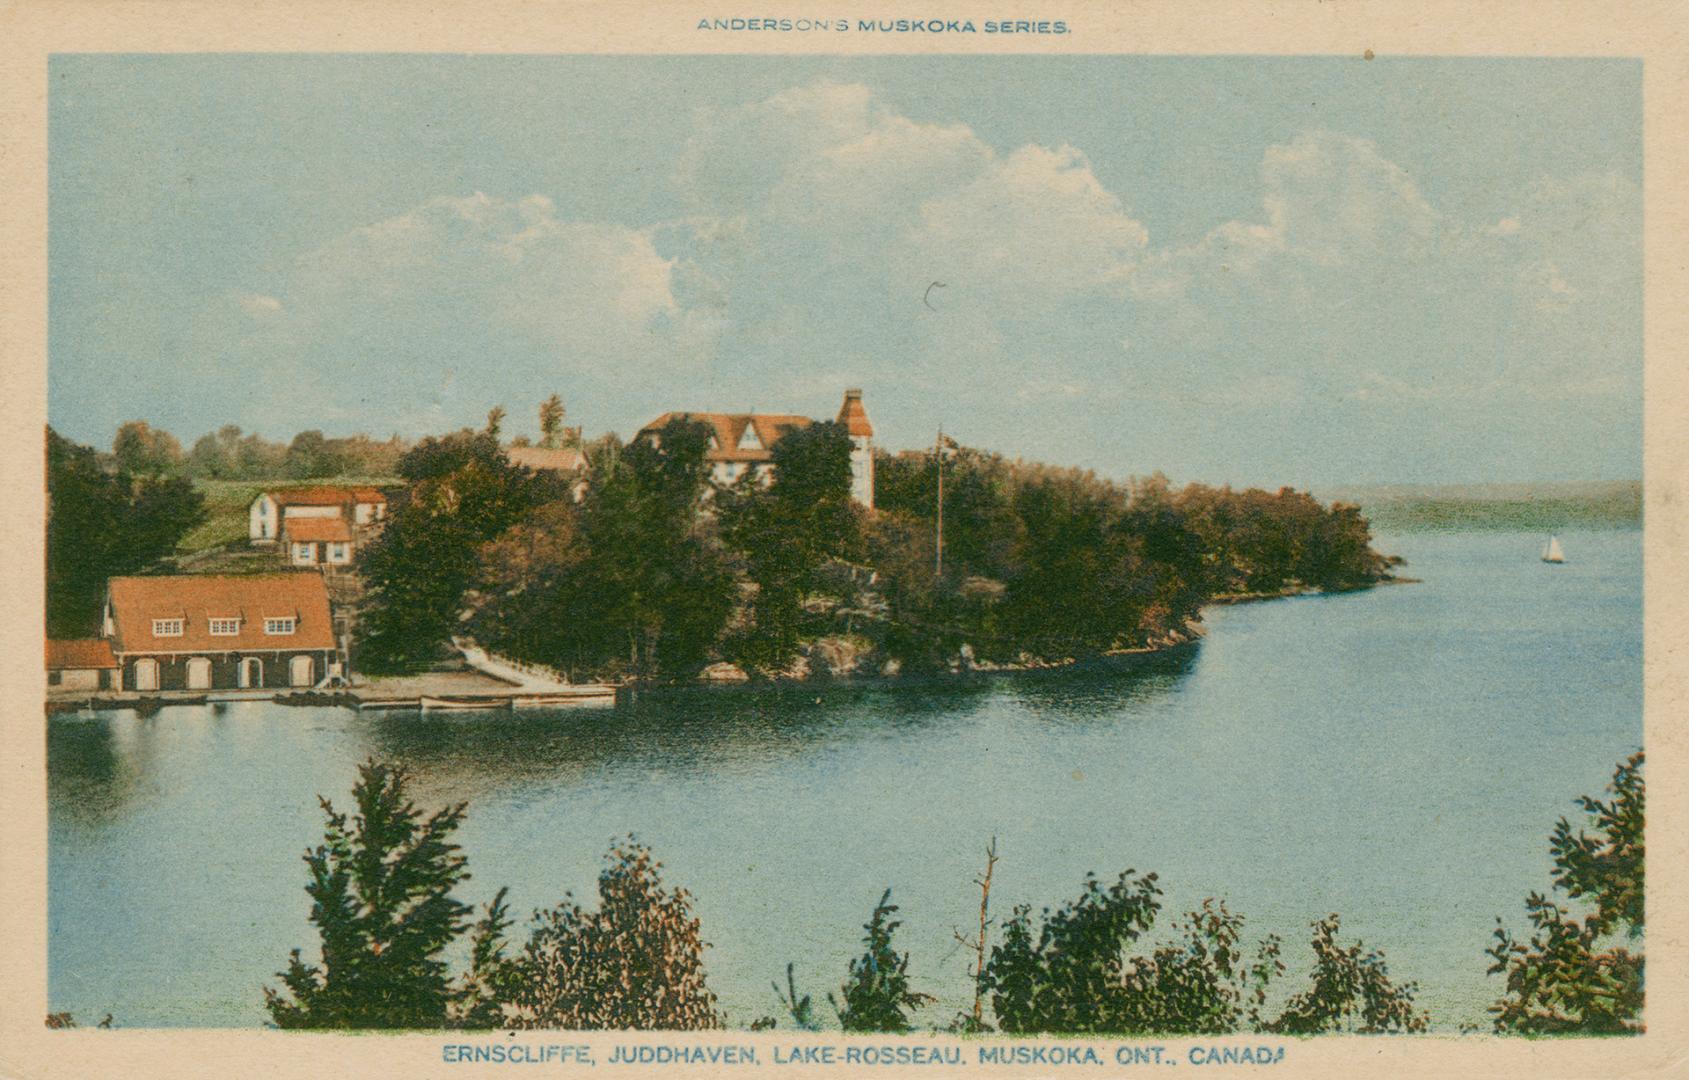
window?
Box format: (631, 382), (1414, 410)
(209, 618), (240, 636)
(264, 618), (296, 635)
(152, 619), (183, 636)
(329, 543), (349, 562)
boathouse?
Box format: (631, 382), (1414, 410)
(101, 573), (340, 691)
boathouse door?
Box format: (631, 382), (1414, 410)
(289, 655), (314, 687)
(238, 657), (263, 688)
(134, 658), (158, 691)
(185, 657), (212, 690)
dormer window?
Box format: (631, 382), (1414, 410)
(264, 617), (297, 635)
(737, 424), (761, 450)
(209, 618), (241, 636)
(152, 619), (184, 637)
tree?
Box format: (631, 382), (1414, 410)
(1488, 752), (1645, 1034)
(982, 870), (1162, 1034)
(265, 761), (475, 1029)
(539, 395), (566, 449)
(485, 406), (506, 440)
(111, 420), (183, 476)
(717, 421), (863, 671)
(830, 889), (934, 1032)
(1115, 900), (1284, 1035)
(509, 841), (722, 1030)
(496, 418), (732, 679)
(358, 429), (562, 671)
(286, 429), (351, 479)
(1264, 915), (1427, 1034)
(46, 428), (206, 636)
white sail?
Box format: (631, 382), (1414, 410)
(1542, 535), (1565, 563)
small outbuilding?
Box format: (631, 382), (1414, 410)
(46, 638), (119, 691)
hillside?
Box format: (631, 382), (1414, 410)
(176, 477), (400, 554)
(1319, 481), (1641, 533)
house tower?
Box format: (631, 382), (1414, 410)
(836, 388), (875, 510)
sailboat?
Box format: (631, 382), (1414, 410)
(1542, 534), (1566, 564)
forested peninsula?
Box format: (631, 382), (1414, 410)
(353, 418), (1397, 684)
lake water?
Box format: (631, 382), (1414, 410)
(48, 528), (1643, 1031)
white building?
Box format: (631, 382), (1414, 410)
(634, 390), (875, 508)
(248, 485), (387, 566)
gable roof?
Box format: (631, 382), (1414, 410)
(47, 638), (118, 670)
(638, 412), (814, 463)
(258, 485), (387, 509)
(282, 517), (354, 543)
(507, 446), (588, 473)
(105, 573), (336, 654)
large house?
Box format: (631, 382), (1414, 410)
(635, 389), (875, 508)
(100, 573), (341, 691)
(248, 485), (387, 567)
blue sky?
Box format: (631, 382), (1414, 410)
(48, 55), (1640, 488)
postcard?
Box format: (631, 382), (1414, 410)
(2, 2), (1686, 1078)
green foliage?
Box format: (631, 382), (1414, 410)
(184, 424), (406, 481)
(870, 447), (1386, 669)
(539, 394), (566, 448)
(46, 427), (207, 636)
(111, 420), (184, 476)
(982, 869), (1421, 1036)
(1117, 900), (1284, 1035)
(1489, 752), (1645, 1035)
(474, 420), (736, 679)
(264, 761), (475, 1029)
(1264, 915), (1428, 1034)
(982, 870), (1162, 1034)
(359, 429), (563, 671)
(830, 889), (934, 1032)
(774, 962), (819, 1030)
(508, 841), (722, 1030)
(718, 421), (863, 671)
(454, 887), (523, 1028)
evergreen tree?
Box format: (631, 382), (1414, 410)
(539, 395), (566, 449)
(265, 761), (475, 1029)
(830, 889), (933, 1032)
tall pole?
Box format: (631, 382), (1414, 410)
(935, 427), (945, 579)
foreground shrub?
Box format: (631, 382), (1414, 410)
(1488, 752), (1644, 1034)
(508, 842), (723, 1030)
(830, 889), (934, 1032)
(979, 867), (1424, 1035)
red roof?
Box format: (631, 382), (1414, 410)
(282, 517), (353, 543)
(836, 390), (874, 437)
(638, 412), (814, 464)
(507, 446), (588, 472)
(264, 485), (387, 508)
(106, 574), (336, 654)
(47, 638), (118, 670)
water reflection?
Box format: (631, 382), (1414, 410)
(354, 677), (1004, 805)
(1000, 647), (1199, 723)
(48, 714), (158, 828)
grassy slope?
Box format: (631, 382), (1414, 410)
(178, 477), (401, 554)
